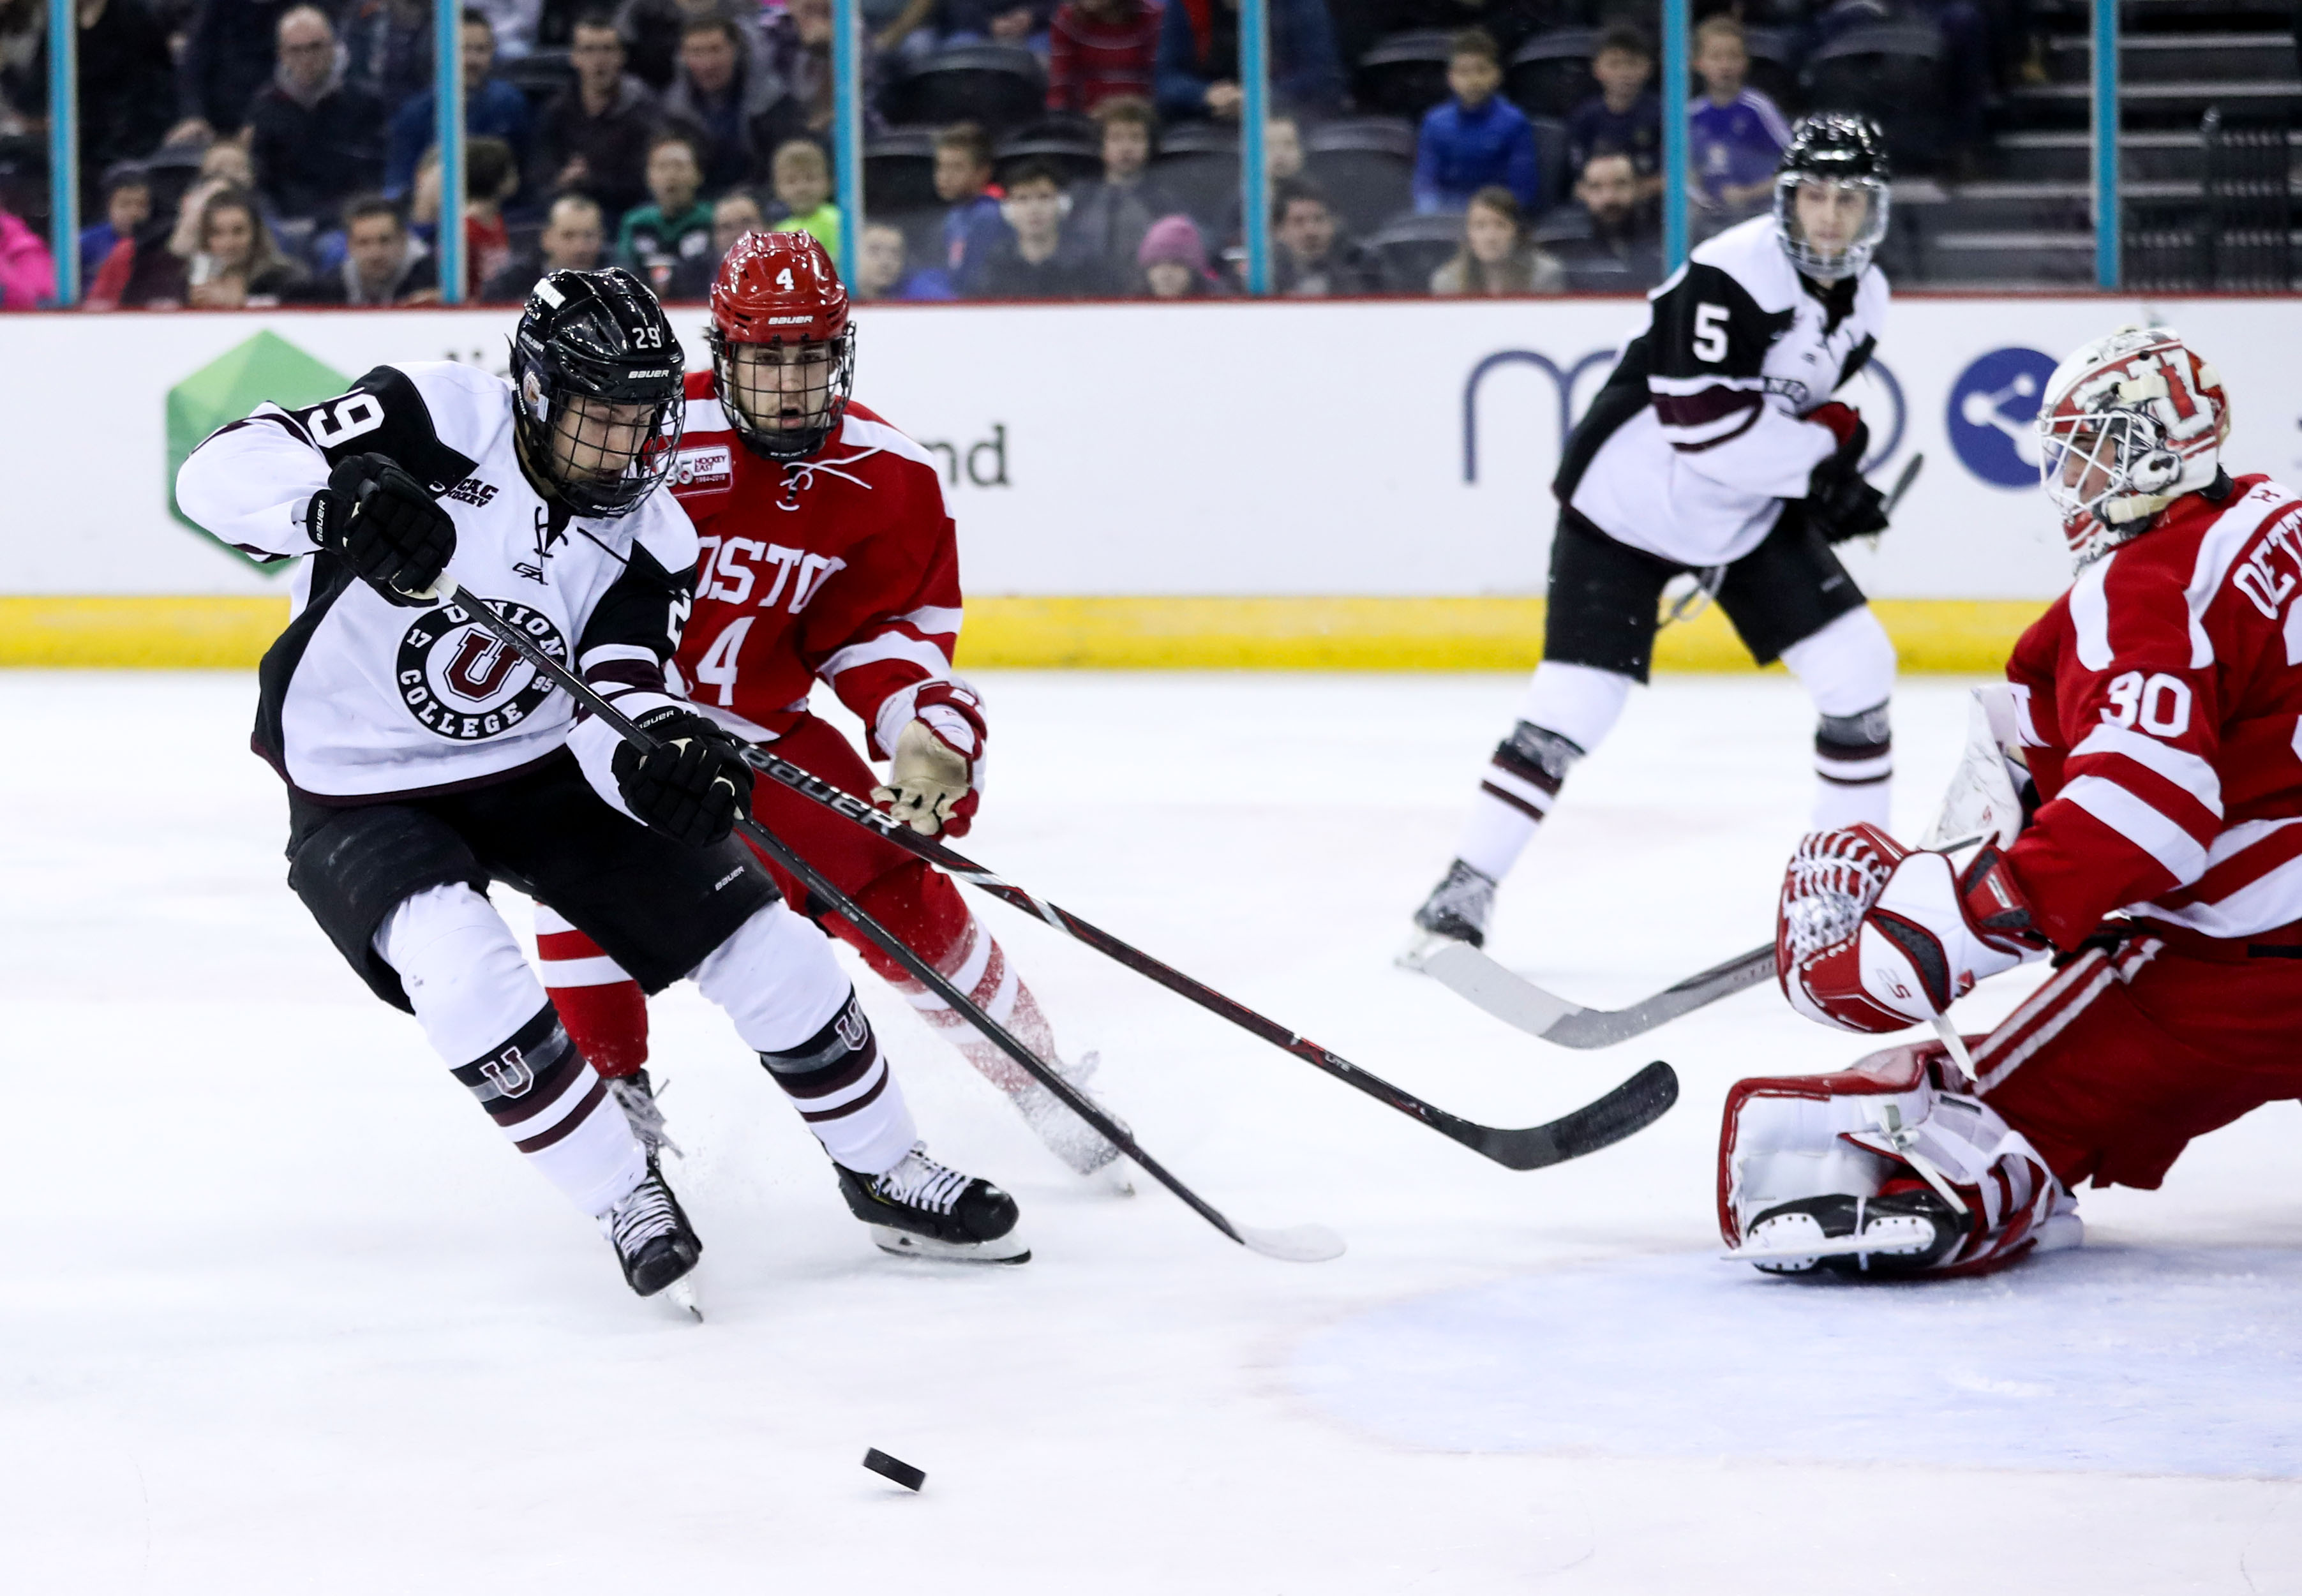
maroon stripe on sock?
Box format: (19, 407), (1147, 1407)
(1479, 779), (1550, 823)
(798, 1066), (889, 1123)
(512, 1077), (611, 1152)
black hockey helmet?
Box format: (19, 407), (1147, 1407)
(1772, 113), (1891, 283)
(509, 267), (686, 518)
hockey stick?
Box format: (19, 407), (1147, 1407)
(429, 582), (1343, 1264)
(1882, 451), (1925, 520)
(735, 745), (1680, 1174)
(1424, 833), (1991, 1049)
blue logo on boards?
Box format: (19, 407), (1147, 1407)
(1948, 348), (2059, 488)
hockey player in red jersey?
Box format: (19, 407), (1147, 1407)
(535, 230), (1125, 1180)
(1723, 326), (2302, 1278)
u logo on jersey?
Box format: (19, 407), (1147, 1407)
(396, 599), (568, 742)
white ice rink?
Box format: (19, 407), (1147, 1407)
(6, 669), (2301, 1592)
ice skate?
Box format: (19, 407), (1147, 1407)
(836, 1142), (1030, 1264)
(1398, 858), (1496, 971)
(607, 1068), (683, 1160)
(601, 1160), (704, 1313)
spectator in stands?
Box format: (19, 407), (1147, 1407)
(174, 0), (305, 138)
(0, 0), (36, 136)
(183, 184), (306, 305)
(1564, 24), (1659, 191)
(941, 0), (1054, 50)
(79, 163), (151, 285)
(300, 193), (439, 302)
(198, 137), (257, 195)
(1156, 0), (1342, 123)
(385, 10), (535, 200)
(0, 181), (52, 308)
(855, 219), (955, 299)
(963, 157), (1110, 298)
(482, 189), (603, 300)
(1069, 95), (1175, 286)
(1687, 13), (1788, 228)
(1414, 28), (1539, 215)
(1430, 184), (1560, 294)
(1047, 0), (1162, 114)
(755, 0), (845, 156)
(935, 121), (1006, 278)
(458, 135), (523, 295)
(471, 0), (546, 60)
(539, 11), (662, 223)
(667, 186), (759, 295)
(1547, 146), (1661, 291)
(661, 15), (779, 194)
(617, 128), (714, 293)
(767, 138), (839, 254)
(1270, 177), (1371, 296)
(1137, 211), (1216, 298)
(1266, 112), (1304, 183)
(248, 7), (388, 225)
(343, 0), (433, 114)
(26, 0), (176, 185)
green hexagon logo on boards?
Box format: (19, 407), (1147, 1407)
(167, 331), (349, 569)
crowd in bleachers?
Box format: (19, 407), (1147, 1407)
(0, 0), (2035, 308)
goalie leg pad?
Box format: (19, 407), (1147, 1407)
(1719, 1042), (2074, 1279)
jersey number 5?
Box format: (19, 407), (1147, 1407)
(1692, 303), (1731, 364)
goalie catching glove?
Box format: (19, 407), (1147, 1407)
(305, 453), (458, 606)
(872, 682), (987, 837)
(611, 706), (755, 847)
(1776, 823), (2046, 1034)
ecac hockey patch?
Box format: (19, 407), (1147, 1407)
(396, 599), (568, 741)
(671, 443), (734, 493)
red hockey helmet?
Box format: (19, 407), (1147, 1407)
(2035, 326), (2231, 565)
(706, 228), (856, 462)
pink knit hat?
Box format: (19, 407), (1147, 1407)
(1137, 214), (1207, 274)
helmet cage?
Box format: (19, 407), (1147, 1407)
(511, 270), (685, 518)
(2037, 406), (2172, 563)
(1773, 174), (1890, 282)
(707, 322), (857, 463)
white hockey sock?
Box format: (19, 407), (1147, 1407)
(1782, 608), (1897, 831)
(374, 885), (646, 1218)
(691, 902), (918, 1175)
(1452, 662), (1633, 883)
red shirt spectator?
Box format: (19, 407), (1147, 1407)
(1047, 0), (1163, 114)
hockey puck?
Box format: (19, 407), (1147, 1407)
(862, 1449), (925, 1491)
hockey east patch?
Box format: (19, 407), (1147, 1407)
(671, 443), (734, 493)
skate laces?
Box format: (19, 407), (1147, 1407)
(872, 1144), (970, 1215)
(1782, 830), (1895, 961)
(1426, 861), (1496, 921)
(607, 1174), (682, 1255)
(609, 1071), (684, 1159)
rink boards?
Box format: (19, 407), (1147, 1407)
(2, 294), (2292, 668)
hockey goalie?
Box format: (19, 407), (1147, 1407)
(1722, 326), (2302, 1278)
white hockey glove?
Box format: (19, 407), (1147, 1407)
(872, 683), (987, 837)
(1922, 685), (2035, 851)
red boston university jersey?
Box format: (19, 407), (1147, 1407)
(2002, 474), (2302, 948)
(668, 373), (965, 759)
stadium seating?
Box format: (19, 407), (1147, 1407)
(881, 44), (1047, 134)
(1303, 117), (1416, 236)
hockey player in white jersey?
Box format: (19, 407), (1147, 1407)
(1407, 114), (1900, 962)
(176, 269), (1028, 1306)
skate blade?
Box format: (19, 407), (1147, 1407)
(867, 1225), (1031, 1265)
(661, 1274), (704, 1323)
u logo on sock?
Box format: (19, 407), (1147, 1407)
(480, 1047), (537, 1099)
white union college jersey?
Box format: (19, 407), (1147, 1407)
(176, 361), (698, 800)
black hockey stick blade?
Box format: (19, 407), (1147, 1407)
(1471, 1061), (1679, 1169)
(1883, 451), (1924, 519)
(1424, 941), (1774, 1049)
(432, 582), (1340, 1263)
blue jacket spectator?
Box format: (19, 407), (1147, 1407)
(1564, 24), (1660, 178)
(1414, 33), (1539, 214)
(1155, 0), (1341, 123)
(384, 11), (535, 199)
(1688, 17), (1789, 212)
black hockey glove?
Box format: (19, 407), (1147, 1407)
(1804, 425), (1890, 545)
(611, 706), (756, 848)
(306, 454), (457, 607)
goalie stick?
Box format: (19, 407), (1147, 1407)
(735, 745), (1678, 1173)
(427, 580), (1342, 1264)
(1424, 834), (1988, 1048)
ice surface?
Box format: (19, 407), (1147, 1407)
(4, 671), (2301, 1593)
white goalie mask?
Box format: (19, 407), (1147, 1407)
(2035, 326), (2231, 565)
